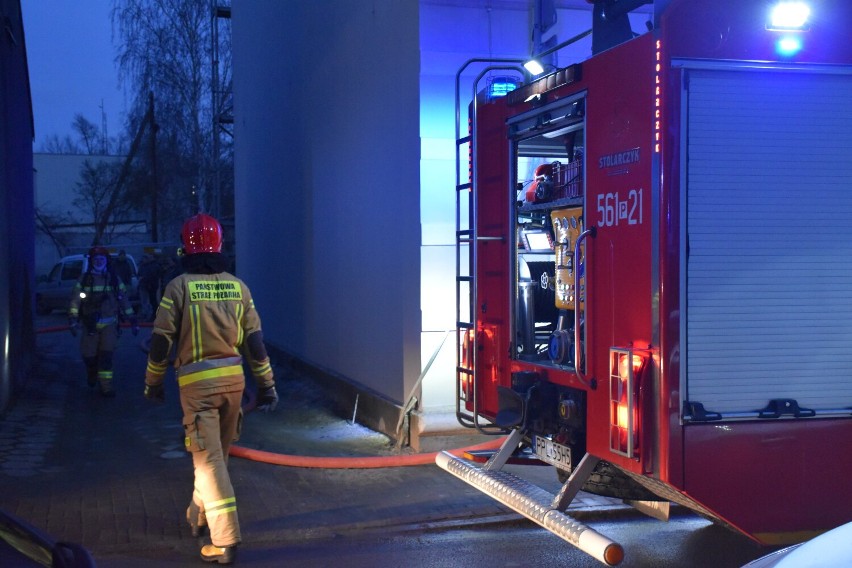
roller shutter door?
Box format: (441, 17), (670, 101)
(685, 67), (852, 416)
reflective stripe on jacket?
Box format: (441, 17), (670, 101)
(68, 271), (134, 321)
(145, 272), (273, 390)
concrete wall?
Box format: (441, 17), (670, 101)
(232, 1), (421, 406)
(419, 2), (532, 411)
(34, 153), (116, 217)
(0, 0), (35, 414)
(32, 153), (134, 276)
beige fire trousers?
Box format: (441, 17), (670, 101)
(180, 387), (244, 548)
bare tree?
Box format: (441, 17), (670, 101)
(73, 159), (144, 245)
(37, 114), (121, 155)
(111, 0), (233, 237)
(73, 115), (105, 155)
(36, 114), (141, 248)
(35, 209), (75, 257)
(40, 134), (84, 155)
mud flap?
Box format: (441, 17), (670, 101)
(625, 500), (670, 521)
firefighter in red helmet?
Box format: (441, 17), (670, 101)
(68, 246), (138, 397)
(143, 213), (277, 564)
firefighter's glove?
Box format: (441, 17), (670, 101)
(144, 383), (165, 404)
(69, 317), (80, 337)
(256, 385), (279, 412)
(130, 317), (139, 336)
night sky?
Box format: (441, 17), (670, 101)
(21, 0), (126, 150)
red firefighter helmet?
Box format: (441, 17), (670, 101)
(88, 246), (110, 259)
(182, 213), (223, 254)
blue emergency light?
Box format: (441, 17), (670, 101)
(776, 36), (804, 56)
(768, 2), (810, 57)
(487, 77), (521, 100)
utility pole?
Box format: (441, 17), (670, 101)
(92, 92), (157, 244)
(149, 92), (160, 242)
(99, 99), (108, 154)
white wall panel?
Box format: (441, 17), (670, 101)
(233, 1), (421, 403)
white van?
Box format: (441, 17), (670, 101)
(36, 252), (139, 315)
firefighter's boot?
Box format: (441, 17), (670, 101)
(84, 357), (98, 388)
(200, 544), (236, 564)
(187, 500), (207, 537)
(98, 370), (115, 398)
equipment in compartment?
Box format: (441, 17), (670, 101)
(550, 207), (584, 311)
(547, 207), (583, 367)
(524, 159), (583, 205)
(525, 163), (555, 203)
(517, 259), (559, 358)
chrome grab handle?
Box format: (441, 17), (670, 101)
(458, 236), (503, 243)
(574, 226), (596, 386)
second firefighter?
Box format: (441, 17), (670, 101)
(68, 246), (138, 397)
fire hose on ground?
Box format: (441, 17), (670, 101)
(40, 323), (623, 563)
(38, 323), (506, 469)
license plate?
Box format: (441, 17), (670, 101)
(533, 436), (572, 471)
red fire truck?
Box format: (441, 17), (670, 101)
(436, 0), (852, 564)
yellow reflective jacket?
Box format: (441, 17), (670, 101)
(145, 272), (274, 392)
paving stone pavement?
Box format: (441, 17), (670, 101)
(0, 321), (626, 566)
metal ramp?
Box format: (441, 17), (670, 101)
(436, 430), (624, 566)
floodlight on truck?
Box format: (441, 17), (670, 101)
(768, 1), (811, 31)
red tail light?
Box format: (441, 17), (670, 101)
(609, 348), (646, 458)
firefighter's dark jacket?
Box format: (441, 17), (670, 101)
(145, 253), (274, 392)
(69, 269), (134, 327)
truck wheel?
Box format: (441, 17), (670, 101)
(557, 460), (665, 501)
